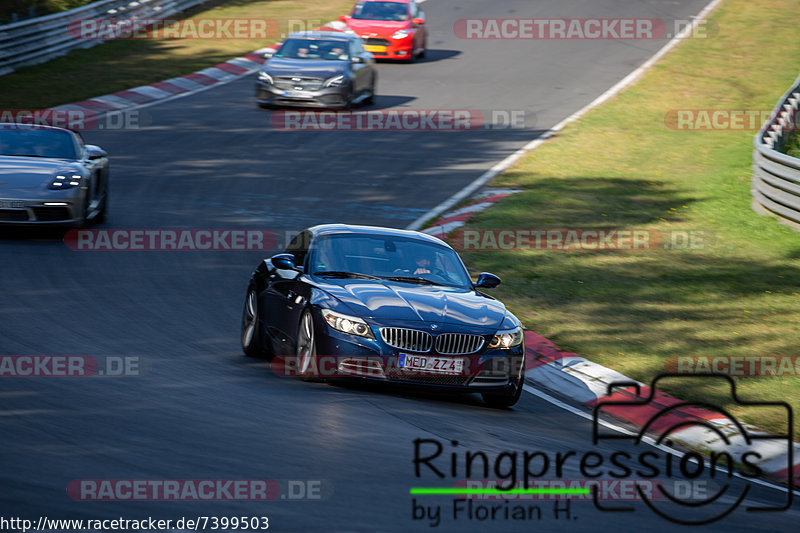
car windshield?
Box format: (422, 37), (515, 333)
(0, 128), (77, 159)
(276, 38), (350, 61)
(310, 234), (473, 289)
(352, 1), (409, 21)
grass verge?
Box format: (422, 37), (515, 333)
(0, 0), (354, 108)
(785, 130), (800, 158)
(457, 0), (800, 435)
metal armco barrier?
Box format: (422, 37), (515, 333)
(0, 0), (211, 76)
(752, 72), (800, 229)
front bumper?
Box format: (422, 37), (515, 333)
(296, 318), (525, 394)
(256, 81), (351, 108)
(0, 197), (82, 225)
(362, 35), (414, 60)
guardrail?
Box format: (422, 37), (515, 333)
(0, 0), (211, 76)
(752, 72), (800, 230)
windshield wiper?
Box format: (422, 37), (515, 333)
(314, 271), (380, 280)
(381, 276), (440, 285)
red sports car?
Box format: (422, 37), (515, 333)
(340, 0), (427, 61)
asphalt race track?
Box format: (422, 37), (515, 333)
(3, 0), (799, 531)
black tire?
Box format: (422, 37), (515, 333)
(94, 182), (108, 224)
(241, 285), (271, 359)
(76, 196), (90, 229)
(482, 376), (524, 408)
(296, 308), (320, 381)
(364, 74), (376, 105)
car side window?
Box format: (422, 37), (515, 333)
(286, 231), (311, 269)
(410, 2), (418, 18)
(350, 39), (361, 58)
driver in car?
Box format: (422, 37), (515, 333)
(413, 254), (432, 275)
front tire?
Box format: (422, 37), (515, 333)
(482, 377), (523, 408)
(296, 309), (320, 381)
(364, 74), (376, 105)
(242, 285), (270, 359)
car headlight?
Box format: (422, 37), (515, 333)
(258, 71), (273, 84)
(322, 308), (374, 339)
(489, 326), (523, 349)
(324, 74), (346, 88)
(48, 174), (82, 190)
(392, 29), (411, 39)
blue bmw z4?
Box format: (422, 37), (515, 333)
(241, 224), (526, 407)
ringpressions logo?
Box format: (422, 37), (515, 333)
(410, 374), (793, 527)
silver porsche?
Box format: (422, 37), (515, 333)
(0, 123), (109, 226)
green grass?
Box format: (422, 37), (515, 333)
(456, 0), (800, 435)
(785, 130), (800, 158)
(0, 0), (354, 108)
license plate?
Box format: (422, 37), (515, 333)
(364, 45), (386, 52)
(282, 90), (312, 98)
(398, 354), (464, 375)
(0, 200), (25, 208)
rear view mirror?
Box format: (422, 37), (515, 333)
(271, 253), (299, 271)
(263, 49), (275, 59)
(412, 18), (425, 25)
(85, 145), (107, 160)
(352, 56), (364, 64)
(474, 272), (501, 289)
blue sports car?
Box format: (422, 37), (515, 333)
(241, 224), (525, 407)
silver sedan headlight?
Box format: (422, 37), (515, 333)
(324, 75), (346, 88)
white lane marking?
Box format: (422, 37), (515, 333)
(405, 0), (725, 231)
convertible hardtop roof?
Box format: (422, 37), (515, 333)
(306, 224), (449, 247)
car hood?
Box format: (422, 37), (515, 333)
(346, 18), (410, 37)
(318, 279), (507, 330)
(0, 156), (80, 191)
(263, 57), (348, 79)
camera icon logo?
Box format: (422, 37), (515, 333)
(592, 373), (793, 525)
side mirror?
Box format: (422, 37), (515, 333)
(85, 145), (107, 160)
(412, 17), (425, 25)
(262, 48), (275, 59)
(271, 253), (300, 272)
(338, 14), (349, 22)
(351, 56), (364, 64)
(474, 272), (501, 289)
